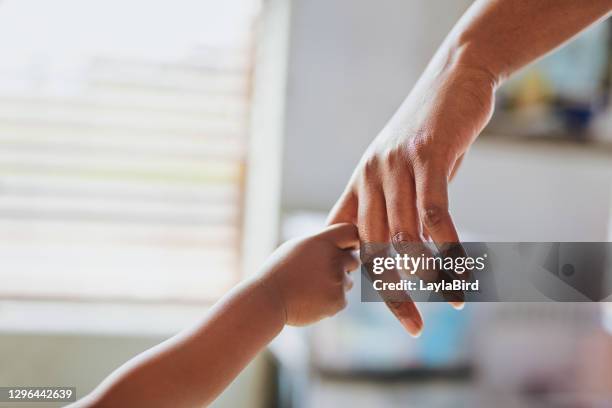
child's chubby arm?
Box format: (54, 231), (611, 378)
(75, 223), (359, 408)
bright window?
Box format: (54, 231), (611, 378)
(0, 0), (260, 302)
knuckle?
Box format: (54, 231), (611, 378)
(361, 155), (380, 179)
(381, 147), (404, 168)
(391, 232), (420, 253)
(407, 135), (430, 163)
(408, 133), (454, 169)
(420, 204), (448, 229)
(391, 231), (419, 245)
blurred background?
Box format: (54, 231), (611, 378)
(0, 0), (611, 407)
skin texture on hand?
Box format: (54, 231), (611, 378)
(75, 224), (359, 408)
(329, 55), (495, 336)
(328, 0), (612, 336)
(260, 222), (360, 326)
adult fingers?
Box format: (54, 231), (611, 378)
(384, 161), (422, 249)
(359, 181), (423, 336)
(414, 162), (460, 244)
(383, 163), (462, 308)
(319, 222), (359, 250)
(387, 300), (424, 337)
(357, 181), (388, 258)
(327, 189), (358, 225)
(414, 162), (469, 283)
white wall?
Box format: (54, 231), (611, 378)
(282, 0), (473, 211)
(450, 138), (612, 241)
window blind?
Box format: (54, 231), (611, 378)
(0, 0), (258, 302)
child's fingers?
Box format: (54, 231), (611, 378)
(343, 273), (354, 291)
(319, 222), (359, 250)
(341, 250), (360, 272)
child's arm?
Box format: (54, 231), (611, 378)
(76, 223), (359, 408)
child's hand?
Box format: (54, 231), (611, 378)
(78, 224), (358, 408)
(260, 223), (360, 326)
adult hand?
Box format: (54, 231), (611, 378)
(328, 50), (497, 336)
(327, 0), (611, 337)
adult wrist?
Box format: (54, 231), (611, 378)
(450, 36), (503, 90)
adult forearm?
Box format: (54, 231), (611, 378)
(396, 0), (612, 147)
(450, 0), (612, 84)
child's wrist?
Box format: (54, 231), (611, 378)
(254, 274), (288, 328)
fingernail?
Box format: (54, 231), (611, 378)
(396, 313), (423, 337)
(392, 232), (418, 253)
(387, 301), (423, 337)
(400, 318), (423, 338)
